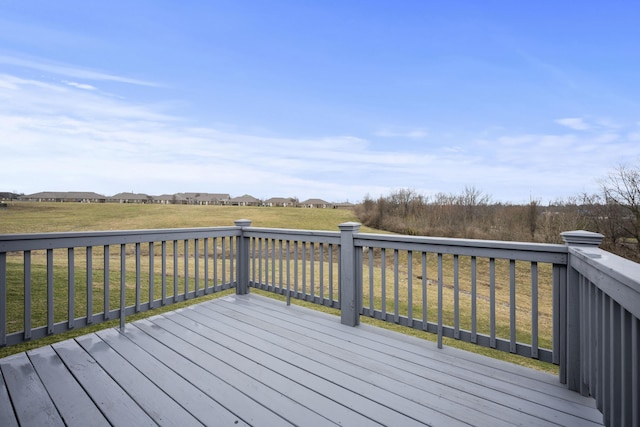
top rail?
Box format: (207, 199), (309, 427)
(354, 232), (568, 263)
(0, 227), (241, 252)
(243, 227), (340, 244)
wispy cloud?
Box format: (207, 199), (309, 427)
(65, 81), (96, 90)
(0, 54), (159, 87)
(373, 128), (428, 139)
(555, 117), (590, 131)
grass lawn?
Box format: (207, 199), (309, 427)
(0, 202), (370, 233)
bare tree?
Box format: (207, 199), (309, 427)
(527, 198), (539, 240)
(457, 186), (491, 230)
(600, 164), (640, 255)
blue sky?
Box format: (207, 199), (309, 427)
(1, 1), (639, 203)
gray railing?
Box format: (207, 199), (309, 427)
(1, 220), (639, 426)
(243, 226), (342, 308)
(561, 231), (640, 427)
(241, 222), (567, 363)
(0, 225), (241, 346)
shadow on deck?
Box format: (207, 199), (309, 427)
(0, 294), (603, 426)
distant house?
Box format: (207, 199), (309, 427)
(0, 192), (19, 201)
(226, 194), (261, 206)
(300, 198), (332, 209)
(109, 192), (151, 204)
(194, 193), (230, 205)
(21, 191), (107, 203)
(263, 197), (298, 207)
(173, 193), (230, 205)
(153, 194), (183, 204)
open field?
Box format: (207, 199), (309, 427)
(0, 202), (557, 373)
(0, 202), (370, 234)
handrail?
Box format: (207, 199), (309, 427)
(353, 234), (568, 265)
(0, 227), (240, 251)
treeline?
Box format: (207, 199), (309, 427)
(354, 165), (640, 263)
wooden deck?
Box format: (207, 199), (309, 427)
(0, 293), (603, 426)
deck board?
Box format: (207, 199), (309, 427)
(141, 315), (381, 426)
(52, 338), (157, 426)
(27, 345), (110, 427)
(0, 368), (19, 427)
(178, 302), (501, 426)
(94, 327), (248, 426)
(1, 352), (64, 426)
(213, 295), (603, 426)
(199, 298), (578, 426)
(0, 293), (604, 426)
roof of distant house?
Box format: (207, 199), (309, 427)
(24, 191), (107, 199)
(110, 192), (150, 200)
(264, 197), (297, 204)
(300, 198), (330, 205)
(229, 194), (260, 203)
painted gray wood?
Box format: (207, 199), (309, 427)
(354, 232), (568, 263)
(75, 333), (204, 426)
(51, 338), (157, 426)
(562, 234), (640, 426)
(212, 295), (603, 426)
(339, 222), (360, 326)
(182, 302), (506, 426)
(0, 252), (6, 346)
(0, 366), (19, 427)
(0, 227), (241, 252)
(143, 314), (378, 427)
(0, 293), (604, 426)
(27, 345), (109, 427)
(5, 227), (241, 346)
(122, 322), (294, 426)
(94, 327), (248, 427)
(0, 352), (64, 426)
(235, 219), (252, 294)
(153, 312), (434, 426)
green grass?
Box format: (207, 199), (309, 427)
(0, 202), (371, 233)
(0, 202), (559, 375)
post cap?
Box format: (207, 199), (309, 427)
(338, 222), (361, 232)
(234, 219), (252, 227)
(561, 230), (604, 247)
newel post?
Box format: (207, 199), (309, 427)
(235, 219), (252, 295)
(339, 222), (361, 326)
(561, 230), (604, 392)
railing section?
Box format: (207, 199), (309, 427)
(0, 226), (241, 347)
(240, 221), (568, 363)
(562, 231), (640, 427)
(244, 226), (342, 309)
(351, 231), (567, 363)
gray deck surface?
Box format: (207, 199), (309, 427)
(0, 293), (603, 426)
